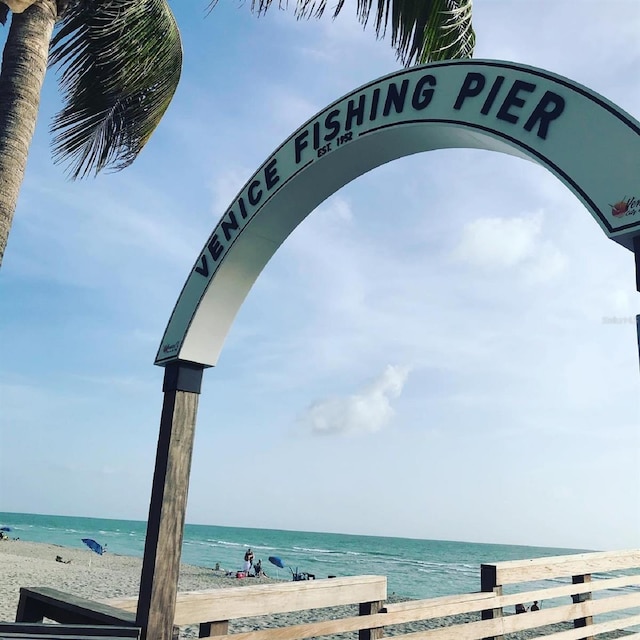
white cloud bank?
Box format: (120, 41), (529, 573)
(299, 364), (411, 436)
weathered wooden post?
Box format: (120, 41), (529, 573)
(359, 599), (385, 640)
(199, 620), (229, 639)
(480, 564), (503, 640)
(571, 573), (594, 639)
(136, 362), (205, 640)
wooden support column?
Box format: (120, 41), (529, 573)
(480, 564), (503, 640)
(359, 600), (384, 640)
(136, 362), (205, 640)
(571, 574), (594, 639)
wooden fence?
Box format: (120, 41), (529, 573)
(12, 549), (640, 640)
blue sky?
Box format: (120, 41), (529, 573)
(1, 1), (639, 551)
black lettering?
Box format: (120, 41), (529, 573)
(345, 94), (366, 131)
(480, 75), (505, 115)
(238, 196), (248, 219)
(221, 211), (239, 241)
(248, 179), (262, 206)
(324, 109), (341, 142)
(194, 255), (209, 277)
(496, 80), (536, 124)
(369, 88), (381, 121)
(523, 91), (566, 140)
(383, 79), (410, 116)
(294, 130), (309, 164)
(453, 72), (486, 110)
(264, 158), (280, 190)
(208, 235), (224, 261)
(411, 74), (436, 110)
(313, 122), (321, 150)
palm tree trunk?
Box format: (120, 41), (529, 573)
(0, 0), (57, 267)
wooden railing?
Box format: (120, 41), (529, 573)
(106, 575), (387, 639)
(14, 549), (640, 640)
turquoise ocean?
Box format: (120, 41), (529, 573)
(0, 511), (590, 600)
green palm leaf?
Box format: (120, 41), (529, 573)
(49, 0), (182, 179)
(215, 0), (474, 67)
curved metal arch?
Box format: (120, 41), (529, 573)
(156, 59), (640, 367)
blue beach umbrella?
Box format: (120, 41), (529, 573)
(268, 556), (285, 568)
(0, 526), (12, 532)
(268, 555), (286, 578)
(81, 538), (106, 555)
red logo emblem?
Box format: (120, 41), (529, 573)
(609, 196), (639, 219)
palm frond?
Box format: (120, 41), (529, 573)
(208, 0), (474, 67)
(49, 0), (182, 179)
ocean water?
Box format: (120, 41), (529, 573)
(0, 511), (589, 600)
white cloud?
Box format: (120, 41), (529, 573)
(453, 211), (567, 282)
(454, 212), (542, 268)
(299, 364), (411, 436)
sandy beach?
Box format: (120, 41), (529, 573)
(0, 539), (281, 638)
(0, 539), (473, 639)
(0, 540), (630, 640)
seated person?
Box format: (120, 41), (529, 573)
(515, 603), (527, 614)
(253, 559), (266, 577)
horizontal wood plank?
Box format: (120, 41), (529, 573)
(483, 549), (640, 584)
(204, 611), (387, 640)
(527, 613), (640, 640)
(383, 575), (640, 622)
(17, 588), (137, 627)
(0, 636), (136, 639)
(382, 593), (495, 613)
(107, 576), (387, 626)
(0, 625), (139, 637)
(385, 592), (640, 640)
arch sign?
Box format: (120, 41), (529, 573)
(156, 60), (640, 368)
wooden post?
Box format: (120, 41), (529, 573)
(136, 362), (205, 640)
(571, 574), (594, 639)
(359, 600), (384, 640)
(199, 620), (229, 638)
(480, 564), (503, 640)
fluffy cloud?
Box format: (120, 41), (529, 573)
(453, 211), (567, 281)
(299, 364), (411, 436)
(454, 212), (542, 267)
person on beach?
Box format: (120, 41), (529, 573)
(253, 559), (266, 577)
(244, 548), (254, 573)
(531, 601), (540, 611)
(515, 603), (528, 614)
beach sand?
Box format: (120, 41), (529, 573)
(0, 540), (279, 638)
(0, 540), (630, 639)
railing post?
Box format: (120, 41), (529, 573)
(480, 564), (503, 640)
(199, 620), (229, 638)
(359, 600), (384, 640)
(571, 573), (594, 640)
